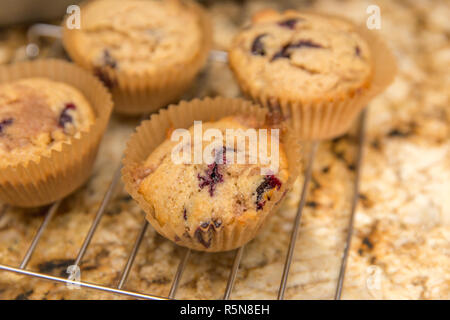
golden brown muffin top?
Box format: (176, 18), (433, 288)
(229, 9), (373, 102)
(66, 0), (206, 75)
(135, 116), (289, 249)
(0, 78), (94, 167)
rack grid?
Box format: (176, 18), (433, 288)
(0, 24), (367, 300)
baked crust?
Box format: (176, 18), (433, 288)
(229, 10), (373, 103)
(0, 78), (94, 168)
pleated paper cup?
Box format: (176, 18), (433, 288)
(0, 59), (113, 207)
(122, 97), (301, 252)
(230, 13), (397, 141)
(62, 0), (212, 115)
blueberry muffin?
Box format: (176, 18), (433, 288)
(229, 9), (378, 140)
(0, 78), (94, 168)
(63, 0), (212, 114)
(122, 96), (303, 252)
(0, 59), (112, 207)
(133, 116), (289, 251)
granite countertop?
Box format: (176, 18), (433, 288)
(0, 0), (448, 300)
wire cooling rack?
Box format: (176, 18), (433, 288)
(0, 24), (368, 300)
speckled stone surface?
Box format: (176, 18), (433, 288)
(0, 0), (449, 300)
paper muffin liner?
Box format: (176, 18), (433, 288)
(0, 59), (113, 207)
(230, 13), (397, 141)
(62, 0), (212, 115)
(122, 97), (301, 252)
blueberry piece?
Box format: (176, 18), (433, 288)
(200, 222), (210, 229)
(103, 49), (117, 69)
(271, 40), (322, 61)
(290, 40), (322, 49)
(194, 226), (212, 248)
(198, 162), (224, 196)
(255, 175), (282, 210)
(278, 18), (300, 29)
(0, 118), (13, 135)
(94, 67), (116, 89)
(271, 44), (291, 61)
(213, 218), (222, 229)
(355, 46), (361, 57)
(197, 147), (228, 196)
(58, 103), (76, 128)
(193, 220), (222, 248)
(251, 34), (267, 56)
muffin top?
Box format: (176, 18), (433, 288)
(0, 78), (94, 168)
(66, 0), (207, 75)
(229, 10), (373, 102)
(134, 116), (289, 249)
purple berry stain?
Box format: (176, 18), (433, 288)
(255, 175), (282, 210)
(213, 218), (222, 228)
(197, 148), (228, 196)
(194, 219), (222, 248)
(93, 49), (117, 89)
(58, 103), (76, 128)
(102, 49), (117, 69)
(251, 34), (267, 56)
(198, 162), (224, 196)
(0, 118), (13, 135)
(271, 40), (322, 61)
(200, 222), (209, 228)
(94, 68), (116, 89)
(278, 18), (300, 29)
(194, 227), (212, 248)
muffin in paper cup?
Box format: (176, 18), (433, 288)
(62, 0), (212, 115)
(0, 59), (113, 207)
(122, 97), (301, 252)
(228, 9), (397, 141)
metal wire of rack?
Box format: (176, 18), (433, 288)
(0, 24), (367, 300)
